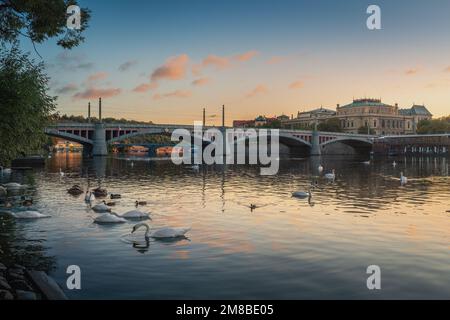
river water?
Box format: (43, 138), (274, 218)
(0, 153), (449, 299)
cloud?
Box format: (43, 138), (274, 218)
(444, 66), (450, 73)
(119, 60), (138, 72)
(405, 68), (419, 75)
(73, 87), (122, 100)
(233, 50), (259, 62)
(191, 77), (211, 86)
(51, 52), (94, 71)
(132, 82), (158, 93)
(289, 80), (304, 89)
(266, 56), (285, 64)
(88, 72), (108, 82)
(55, 83), (78, 94)
(246, 84), (268, 98)
(153, 90), (192, 100)
(192, 50), (257, 75)
(151, 54), (189, 82)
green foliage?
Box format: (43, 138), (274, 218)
(259, 119), (282, 129)
(0, 0), (90, 49)
(0, 45), (56, 165)
(317, 118), (342, 132)
(56, 114), (154, 125)
(417, 118), (450, 134)
(357, 125), (375, 135)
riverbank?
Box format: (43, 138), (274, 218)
(0, 262), (39, 300)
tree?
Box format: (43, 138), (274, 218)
(0, 0), (90, 49)
(357, 125), (375, 135)
(417, 118), (450, 134)
(0, 45), (56, 165)
(318, 118), (342, 132)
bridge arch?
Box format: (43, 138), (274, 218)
(320, 137), (373, 155)
(45, 129), (93, 146)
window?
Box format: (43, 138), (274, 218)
(382, 120), (385, 128)
(373, 120), (377, 127)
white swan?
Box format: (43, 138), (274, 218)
(324, 169), (336, 180)
(0, 166), (12, 175)
(94, 213), (126, 224)
(85, 191), (95, 202)
(59, 168), (65, 177)
(400, 172), (408, 184)
(121, 210), (151, 220)
(11, 211), (51, 219)
(3, 182), (24, 190)
(132, 222), (190, 239)
(91, 201), (111, 213)
(318, 165), (323, 173)
(362, 160), (370, 165)
(393, 161), (397, 167)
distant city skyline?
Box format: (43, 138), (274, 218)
(19, 0), (450, 125)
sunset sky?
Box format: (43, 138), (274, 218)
(22, 0), (450, 125)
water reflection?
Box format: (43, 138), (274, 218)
(1, 152), (449, 299)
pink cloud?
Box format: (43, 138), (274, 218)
(246, 84), (268, 98)
(88, 72), (108, 82)
(289, 80), (304, 89)
(405, 68), (419, 75)
(153, 90), (192, 100)
(191, 77), (211, 86)
(132, 82), (158, 93)
(266, 56), (285, 65)
(233, 50), (259, 62)
(202, 55), (230, 69)
(73, 87), (121, 100)
(151, 54), (189, 82)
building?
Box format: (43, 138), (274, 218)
(281, 98), (432, 135)
(233, 115), (280, 128)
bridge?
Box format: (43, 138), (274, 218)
(44, 122), (376, 157)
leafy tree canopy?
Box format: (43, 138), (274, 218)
(0, 0), (90, 49)
(0, 45), (56, 165)
(318, 118), (342, 132)
(417, 118), (450, 134)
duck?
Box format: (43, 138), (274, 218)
(68, 185), (84, 196)
(11, 210), (51, 219)
(135, 200), (147, 207)
(324, 169), (336, 180)
(93, 212), (126, 224)
(292, 189), (312, 199)
(131, 222), (190, 239)
(106, 201), (116, 207)
(85, 191), (95, 202)
(400, 172), (408, 185)
(22, 198), (33, 207)
(110, 193), (121, 199)
(91, 201), (112, 213)
(249, 204), (257, 211)
(318, 164), (324, 173)
(121, 210), (151, 220)
(93, 187), (108, 198)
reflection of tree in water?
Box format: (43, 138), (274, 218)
(0, 216), (56, 272)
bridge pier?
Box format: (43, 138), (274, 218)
(310, 130), (321, 156)
(92, 123), (108, 156)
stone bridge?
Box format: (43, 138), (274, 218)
(45, 122), (376, 157)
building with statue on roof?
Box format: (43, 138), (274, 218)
(281, 98), (432, 135)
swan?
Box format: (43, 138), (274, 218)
(59, 168), (65, 177)
(121, 210), (151, 220)
(393, 161), (397, 167)
(400, 172), (408, 184)
(0, 166), (12, 175)
(94, 213), (126, 224)
(11, 211), (51, 219)
(3, 182), (24, 190)
(324, 169), (336, 180)
(85, 191), (96, 202)
(318, 165), (323, 173)
(132, 222), (190, 239)
(362, 160), (370, 165)
(292, 189), (312, 199)
(91, 201), (111, 213)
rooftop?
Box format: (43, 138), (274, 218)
(339, 98), (392, 108)
(399, 105), (433, 116)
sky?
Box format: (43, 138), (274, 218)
(20, 0), (450, 125)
